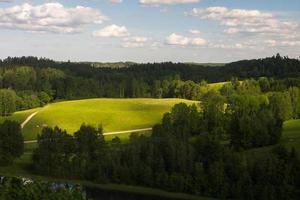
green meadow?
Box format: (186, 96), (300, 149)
(0, 98), (197, 141)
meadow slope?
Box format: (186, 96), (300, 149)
(1, 98), (197, 141)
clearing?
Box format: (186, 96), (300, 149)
(0, 98), (197, 141)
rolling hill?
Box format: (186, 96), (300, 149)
(0, 98), (198, 141)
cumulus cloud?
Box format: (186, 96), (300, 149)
(93, 25), (150, 48)
(186, 7), (299, 37)
(186, 6), (300, 51)
(166, 33), (206, 46)
(93, 24), (129, 37)
(122, 36), (149, 48)
(0, 2), (108, 33)
(140, 0), (199, 6)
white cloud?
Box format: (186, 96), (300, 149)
(0, 2), (107, 34)
(140, 0), (199, 6)
(166, 33), (190, 45)
(93, 24), (129, 37)
(186, 6), (300, 51)
(122, 36), (149, 48)
(166, 33), (206, 46)
(187, 7), (299, 37)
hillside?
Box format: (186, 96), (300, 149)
(0, 98), (197, 141)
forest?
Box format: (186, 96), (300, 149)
(0, 55), (300, 199)
(0, 54), (300, 115)
(29, 79), (300, 200)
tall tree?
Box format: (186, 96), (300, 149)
(201, 91), (226, 138)
(0, 120), (23, 165)
(0, 89), (17, 116)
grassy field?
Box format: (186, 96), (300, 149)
(0, 98), (197, 141)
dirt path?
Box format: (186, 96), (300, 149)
(103, 127), (152, 135)
(21, 112), (39, 129)
(24, 127), (153, 144)
(21, 105), (51, 129)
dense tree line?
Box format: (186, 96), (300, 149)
(1, 54), (300, 83)
(0, 54), (300, 116)
(220, 79), (300, 120)
(32, 90), (300, 199)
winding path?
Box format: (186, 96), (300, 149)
(21, 112), (39, 129)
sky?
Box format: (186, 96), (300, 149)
(0, 0), (299, 63)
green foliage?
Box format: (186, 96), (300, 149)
(0, 89), (17, 116)
(0, 120), (23, 165)
(250, 146), (300, 200)
(269, 92), (293, 121)
(227, 94), (282, 149)
(33, 125), (106, 180)
(201, 91), (226, 138)
(1, 56), (300, 116)
(288, 87), (300, 118)
(16, 91), (41, 110)
(32, 114), (299, 200)
(3, 66), (36, 91)
(153, 103), (202, 139)
(236, 79), (261, 95)
(32, 127), (75, 178)
(37, 91), (51, 106)
(1, 55), (300, 199)
(0, 177), (85, 200)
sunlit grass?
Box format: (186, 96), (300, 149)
(3, 98), (198, 140)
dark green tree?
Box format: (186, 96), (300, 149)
(0, 120), (23, 165)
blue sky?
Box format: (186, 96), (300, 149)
(0, 0), (299, 63)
